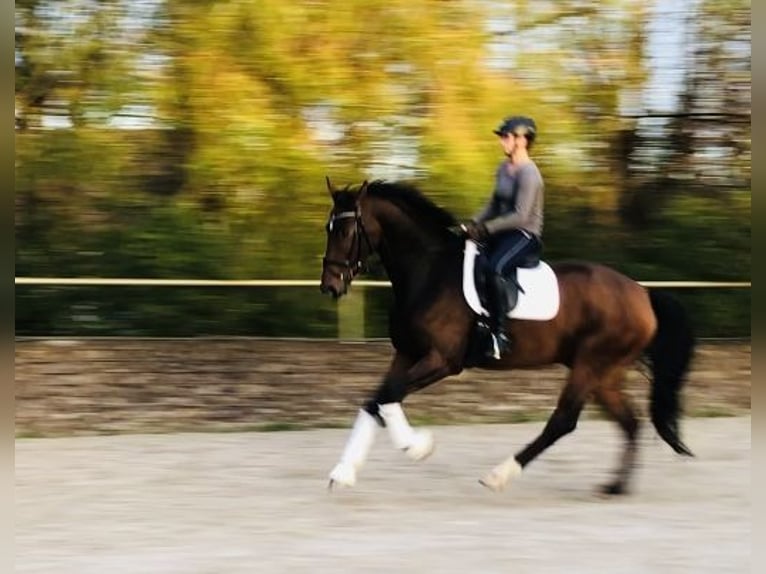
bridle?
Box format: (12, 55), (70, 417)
(322, 206), (375, 283)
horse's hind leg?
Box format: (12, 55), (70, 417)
(592, 369), (640, 495)
(480, 363), (592, 491)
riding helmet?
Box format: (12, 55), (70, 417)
(493, 116), (537, 141)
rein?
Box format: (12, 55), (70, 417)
(322, 208), (375, 280)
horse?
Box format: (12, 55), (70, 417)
(319, 178), (694, 495)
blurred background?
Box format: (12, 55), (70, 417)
(15, 0), (750, 339)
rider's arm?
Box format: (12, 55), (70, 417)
(473, 197), (495, 223)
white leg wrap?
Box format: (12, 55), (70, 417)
(379, 402), (435, 461)
(480, 456), (523, 492)
(379, 402), (416, 449)
(328, 409), (378, 487)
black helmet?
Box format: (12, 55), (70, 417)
(493, 116), (537, 141)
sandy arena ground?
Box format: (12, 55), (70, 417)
(16, 416), (750, 574)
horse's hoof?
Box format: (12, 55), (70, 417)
(479, 459), (522, 492)
(405, 430), (435, 461)
(479, 471), (506, 492)
(328, 462), (356, 488)
(598, 482), (627, 496)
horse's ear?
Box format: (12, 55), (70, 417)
(325, 176), (336, 198)
(358, 180), (369, 200)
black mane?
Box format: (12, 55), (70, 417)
(364, 180), (458, 230)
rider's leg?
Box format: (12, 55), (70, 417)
(485, 272), (511, 358)
(485, 230), (536, 358)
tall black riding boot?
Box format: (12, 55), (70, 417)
(486, 273), (511, 359)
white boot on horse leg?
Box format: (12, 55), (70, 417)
(328, 461), (358, 487)
(405, 428), (435, 461)
(379, 402), (435, 461)
(328, 409), (378, 488)
(480, 456), (522, 492)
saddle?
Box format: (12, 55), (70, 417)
(461, 240), (560, 321)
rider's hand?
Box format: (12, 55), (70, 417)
(460, 221), (489, 242)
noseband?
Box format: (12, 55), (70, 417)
(323, 208), (375, 281)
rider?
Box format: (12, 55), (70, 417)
(461, 116), (544, 359)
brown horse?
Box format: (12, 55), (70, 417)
(320, 178), (694, 495)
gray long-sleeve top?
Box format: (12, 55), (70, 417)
(473, 160), (544, 237)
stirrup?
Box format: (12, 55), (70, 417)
(487, 333), (510, 360)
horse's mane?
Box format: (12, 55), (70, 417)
(363, 180), (458, 230)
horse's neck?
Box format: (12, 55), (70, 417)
(373, 203), (458, 306)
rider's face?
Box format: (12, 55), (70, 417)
(499, 132), (527, 157)
(498, 133), (517, 156)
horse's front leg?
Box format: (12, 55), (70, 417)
(328, 353), (413, 488)
(327, 408), (381, 489)
(328, 350), (453, 488)
(374, 349), (455, 461)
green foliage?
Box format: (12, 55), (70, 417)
(15, 0), (750, 337)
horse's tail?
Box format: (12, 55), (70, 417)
(646, 289), (695, 456)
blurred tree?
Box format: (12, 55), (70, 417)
(497, 0), (650, 211)
(667, 0), (751, 189)
(15, 0), (750, 337)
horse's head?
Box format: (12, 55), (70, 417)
(320, 177), (377, 299)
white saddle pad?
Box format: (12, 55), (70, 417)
(462, 240), (560, 321)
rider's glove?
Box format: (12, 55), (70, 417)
(460, 220), (489, 243)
